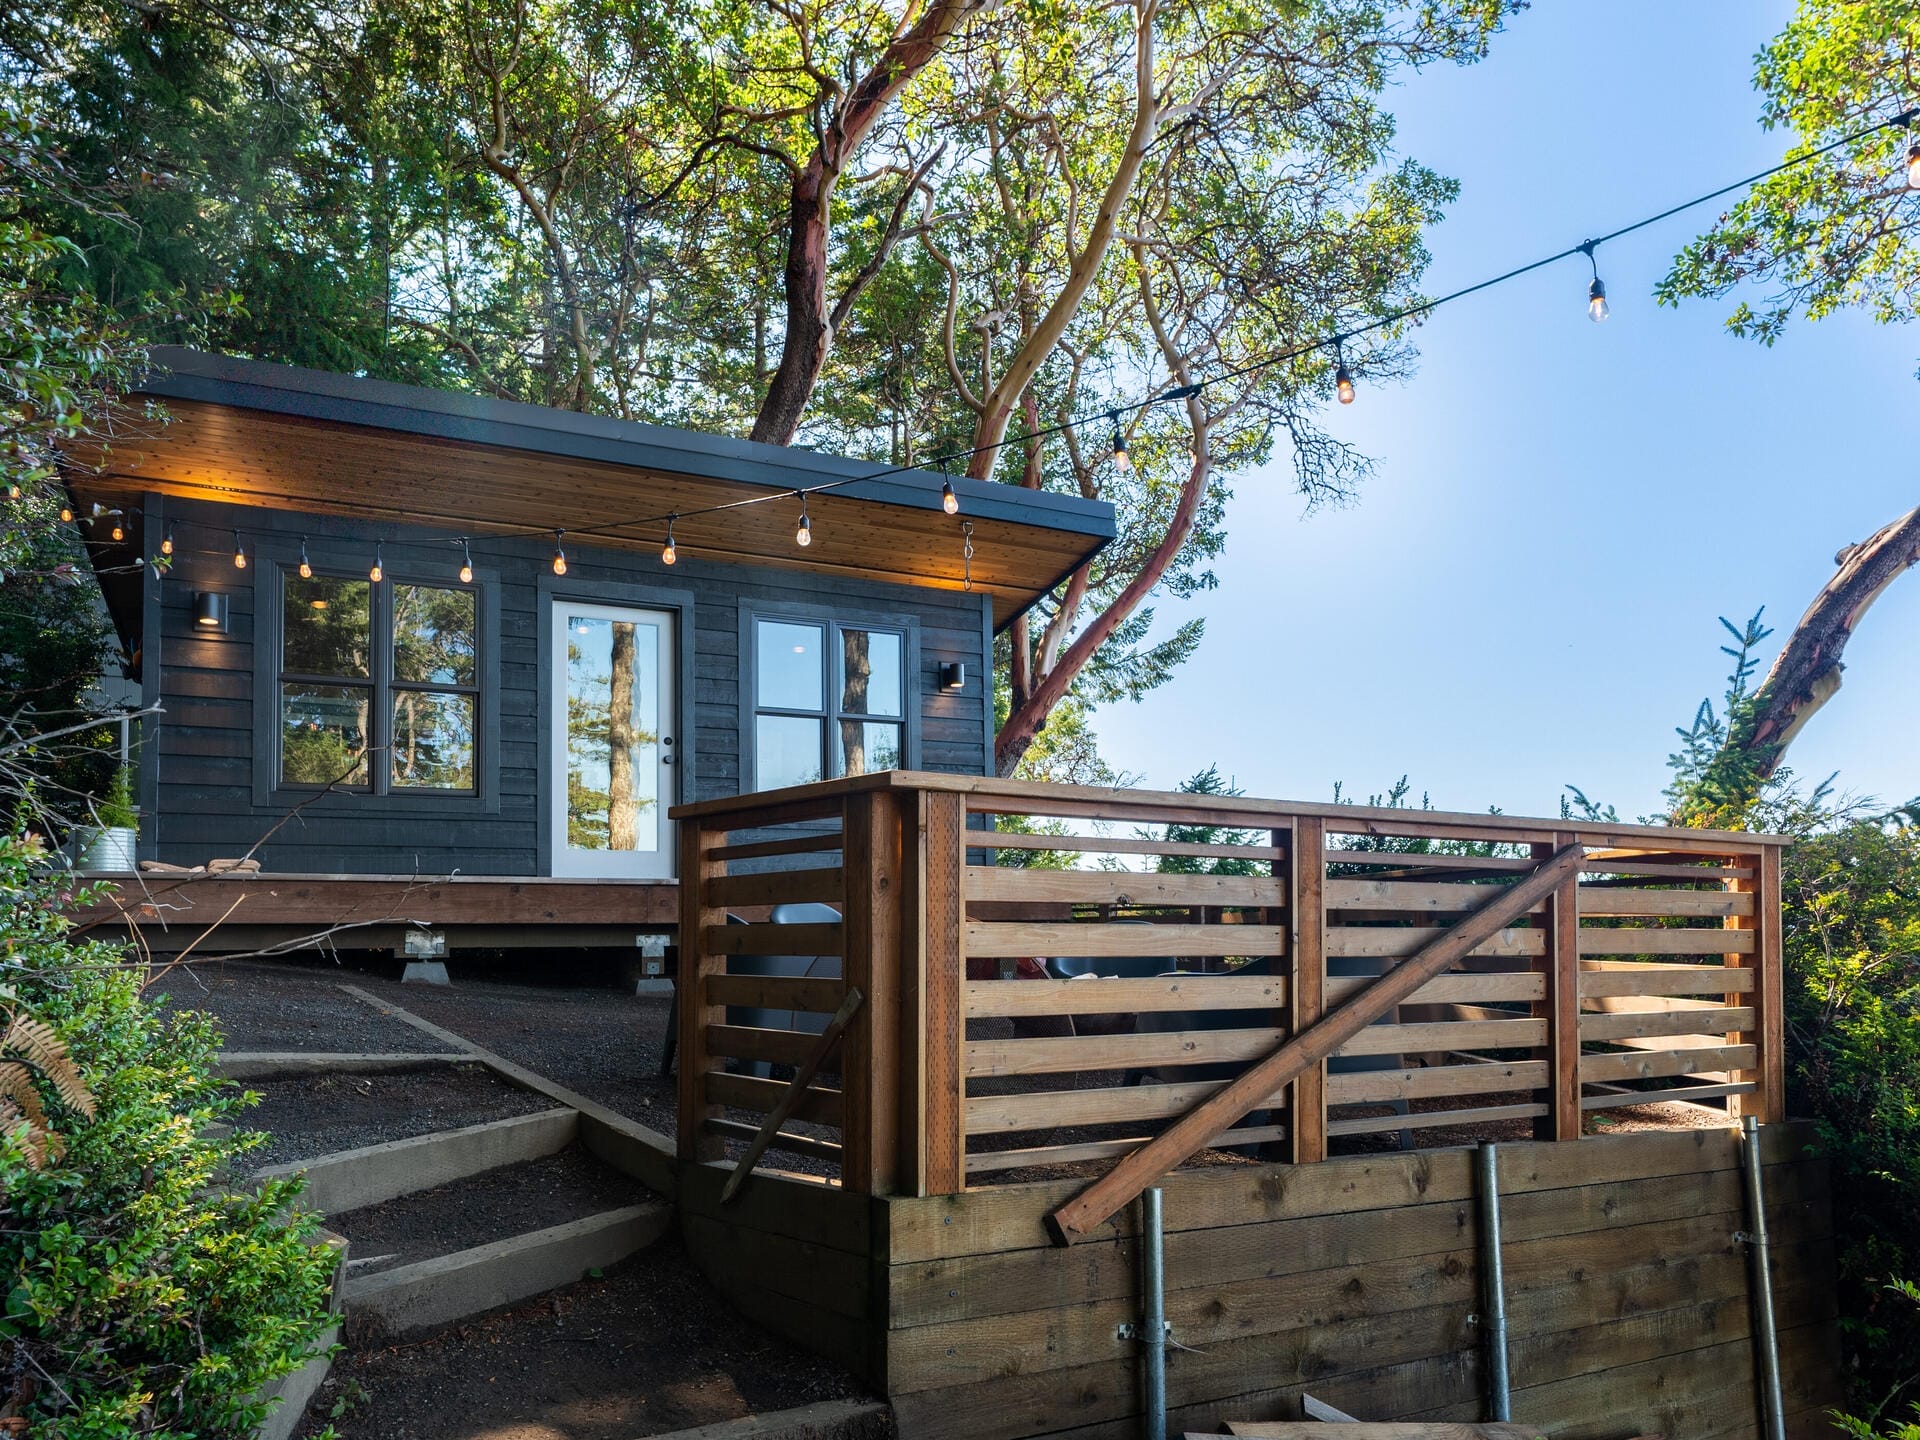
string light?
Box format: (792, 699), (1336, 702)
(233, 531), (248, 569)
(369, 542), (384, 583)
(551, 530), (567, 576)
(160, 526), (174, 557)
(108, 515), (125, 543)
(59, 503), (73, 523)
(1581, 241), (1609, 322)
(111, 108), (1920, 587)
(661, 515), (678, 566)
(942, 479), (959, 515)
(298, 538), (313, 579)
(458, 540), (474, 585)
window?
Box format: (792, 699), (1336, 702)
(279, 570), (478, 792)
(751, 616), (905, 790)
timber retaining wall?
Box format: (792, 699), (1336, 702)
(682, 1124), (1840, 1440)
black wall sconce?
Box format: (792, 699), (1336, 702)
(192, 591), (230, 633)
(938, 661), (966, 693)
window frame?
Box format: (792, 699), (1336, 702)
(251, 542), (500, 814)
(742, 604), (918, 792)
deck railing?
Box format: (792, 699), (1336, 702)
(672, 772), (1786, 1197)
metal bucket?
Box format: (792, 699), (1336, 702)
(80, 827), (137, 873)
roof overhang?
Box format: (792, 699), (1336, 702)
(65, 348), (1115, 628)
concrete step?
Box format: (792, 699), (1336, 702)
(340, 1200), (673, 1340)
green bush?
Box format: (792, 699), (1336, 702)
(0, 833), (338, 1435)
(1764, 794), (1920, 1420)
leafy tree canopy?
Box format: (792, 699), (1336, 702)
(1660, 1), (1920, 368)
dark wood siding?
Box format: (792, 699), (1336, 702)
(142, 494), (992, 874)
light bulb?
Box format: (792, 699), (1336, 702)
(796, 503), (812, 548)
(233, 532), (248, 569)
(5, 482), (19, 500)
(59, 504), (73, 523)
(298, 539), (312, 579)
(458, 541), (474, 585)
(662, 519), (677, 566)
(1335, 363), (1355, 405)
(369, 543), (384, 583)
(110, 521), (125, 542)
(551, 531), (567, 576)
(160, 528), (174, 557)
(1908, 142), (1920, 191)
(941, 479), (959, 515)
(1110, 416), (1130, 470)
(1588, 276), (1609, 323)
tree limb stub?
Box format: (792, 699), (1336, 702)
(1746, 505), (1920, 775)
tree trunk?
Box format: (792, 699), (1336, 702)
(995, 428), (1210, 775)
(608, 621), (637, 850)
(748, 0), (985, 445)
(1731, 504), (1920, 780)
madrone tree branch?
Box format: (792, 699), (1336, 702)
(1724, 504), (1920, 783)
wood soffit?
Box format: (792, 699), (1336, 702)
(63, 351), (1116, 630)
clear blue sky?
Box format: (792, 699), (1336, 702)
(1094, 0), (1920, 821)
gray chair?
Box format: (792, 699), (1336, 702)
(726, 901), (844, 1078)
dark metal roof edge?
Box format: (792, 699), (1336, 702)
(139, 348), (1117, 542)
(993, 541), (1109, 636)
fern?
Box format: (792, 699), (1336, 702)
(3, 1011), (95, 1118)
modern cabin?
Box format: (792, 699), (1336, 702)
(64, 348), (1112, 950)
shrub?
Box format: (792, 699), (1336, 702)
(1764, 794), (1920, 1419)
(0, 834), (338, 1435)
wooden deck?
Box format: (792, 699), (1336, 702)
(72, 872), (678, 953)
(664, 774), (1829, 1435)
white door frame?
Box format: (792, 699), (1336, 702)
(548, 601), (676, 879)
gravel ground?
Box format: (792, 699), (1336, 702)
(238, 1065), (554, 1171)
(152, 959), (430, 1053)
(301, 1238), (879, 1440)
(331, 1145), (644, 1271)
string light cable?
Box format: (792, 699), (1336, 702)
(65, 104), (1916, 574)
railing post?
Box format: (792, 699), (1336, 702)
(920, 790), (967, 1193)
(678, 816), (727, 1163)
(1729, 844), (1784, 1122)
(1286, 816), (1326, 1165)
(1533, 833), (1582, 1140)
(840, 789), (905, 1194)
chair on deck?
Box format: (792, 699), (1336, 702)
(660, 903), (843, 1080)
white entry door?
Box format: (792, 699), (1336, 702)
(550, 603), (675, 878)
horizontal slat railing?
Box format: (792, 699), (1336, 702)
(676, 802), (853, 1184)
(671, 772), (1788, 1194)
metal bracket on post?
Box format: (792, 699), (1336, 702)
(1134, 1187), (1168, 1440)
(1740, 1115), (1788, 1440)
(1477, 1141), (1511, 1423)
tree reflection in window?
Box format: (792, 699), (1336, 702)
(751, 617), (903, 791)
(565, 616), (659, 851)
(278, 569), (479, 793)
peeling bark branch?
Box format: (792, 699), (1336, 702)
(994, 240), (1210, 774)
(966, 0), (1161, 478)
(1739, 504), (1920, 777)
(750, 0), (985, 444)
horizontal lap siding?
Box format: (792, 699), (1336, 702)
(147, 495), (990, 873)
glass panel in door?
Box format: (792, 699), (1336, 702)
(551, 604), (673, 878)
